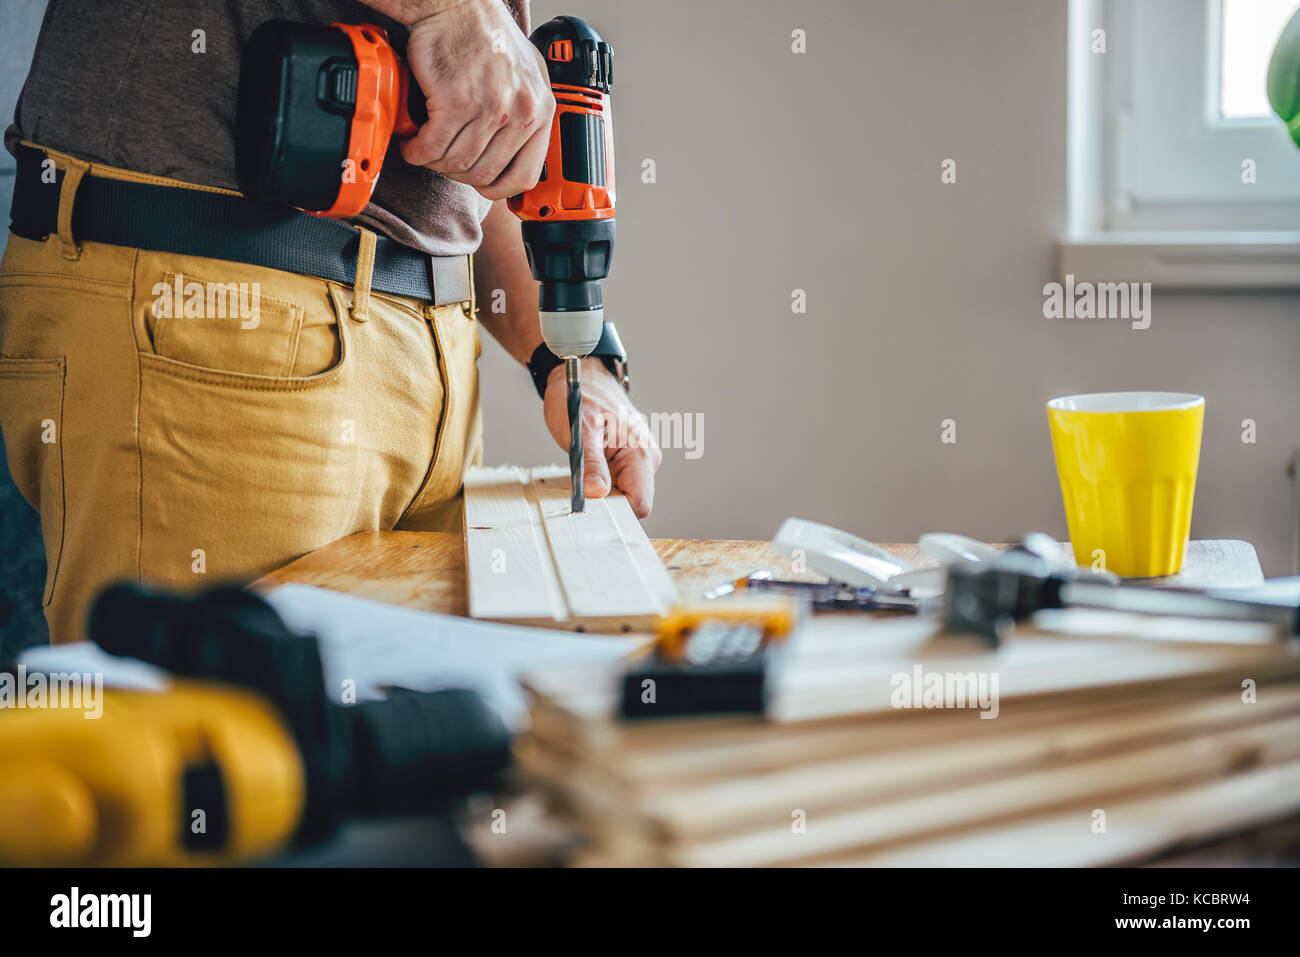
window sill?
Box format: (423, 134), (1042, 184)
(1058, 231), (1300, 291)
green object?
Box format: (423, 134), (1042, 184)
(1268, 9), (1300, 147)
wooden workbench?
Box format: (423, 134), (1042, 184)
(255, 534), (1294, 866)
(256, 533), (1265, 621)
(256, 531), (798, 615)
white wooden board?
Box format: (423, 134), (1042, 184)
(464, 465), (678, 632)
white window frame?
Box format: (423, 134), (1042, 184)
(1061, 0), (1300, 288)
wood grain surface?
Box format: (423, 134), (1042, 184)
(250, 535), (1258, 608)
(255, 535), (1263, 618)
(254, 532), (802, 623)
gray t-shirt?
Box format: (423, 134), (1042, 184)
(6, 0), (511, 256)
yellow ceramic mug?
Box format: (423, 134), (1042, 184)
(1047, 392), (1204, 578)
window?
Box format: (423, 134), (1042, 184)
(1220, 0), (1298, 120)
(1063, 0), (1300, 288)
(1117, 0), (1299, 226)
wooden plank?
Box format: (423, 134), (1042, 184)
(574, 759), (1300, 868)
(525, 681), (1300, 797)
(521, 613), (1297, 733)
(532, 469), (677, 621)
(463, 466), (567, 622)
(604, 488), (681, 607)
(462, 465), (678, 632)
(636, 685), (1300, 842)
(525, 676), (1242, 795)
(828, 760), (1300, 867)
(669, 714), (1300, 867)
(585, 712), (1300, 867)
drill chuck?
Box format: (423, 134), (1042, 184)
(541, 308), (604, 358)
(522, 217), (615, 358)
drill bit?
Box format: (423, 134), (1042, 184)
(566, 356), (584, 513)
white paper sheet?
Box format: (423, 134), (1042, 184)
(17, 642), (172, 692)
(15, 585), (645, 729)
(264, 583), (645, 728)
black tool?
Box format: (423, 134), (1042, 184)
(706, 570), (937, 613)
(566, 356), (584, 513)
(88, 583), (513, 844)
(944, 536), (1300, 645)
(620, 599), (798, 720)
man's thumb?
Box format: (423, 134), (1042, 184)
(582, 436), (610, 497)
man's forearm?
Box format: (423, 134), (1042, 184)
(474, 199), (543, 365)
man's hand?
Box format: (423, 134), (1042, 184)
(399, 0), (553, 200)
(543, 359), (662, 518)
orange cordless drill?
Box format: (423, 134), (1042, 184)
(235, 16), (618, 511)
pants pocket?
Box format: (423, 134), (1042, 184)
(0, 356), (66, 605)
(134, 295), (359, 589)
(150, 271), (307, 377)
(136, 255), (341, 378)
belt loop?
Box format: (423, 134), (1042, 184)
(56, 156), (90, 261)
(351, 226), (376, 322)
(464, 253), (476, 319)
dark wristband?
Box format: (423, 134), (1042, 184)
(527, 321), (629, 398)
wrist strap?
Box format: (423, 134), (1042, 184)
(527, 321), (628, 398)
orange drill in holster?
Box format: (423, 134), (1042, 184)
(236, 15), (616, 359)
(236, 15), (619, 510)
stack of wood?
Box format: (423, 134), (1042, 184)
(518, 611), (1300, 866)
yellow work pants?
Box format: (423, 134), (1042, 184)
(0, 148), (483, 642)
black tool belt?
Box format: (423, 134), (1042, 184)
(8, 144), (472, 306)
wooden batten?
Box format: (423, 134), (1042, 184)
(464, 465), (678, 632)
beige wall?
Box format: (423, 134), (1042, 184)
(480, 0), (1300, 573)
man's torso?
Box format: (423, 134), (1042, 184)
(8, 0), (494, 255)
